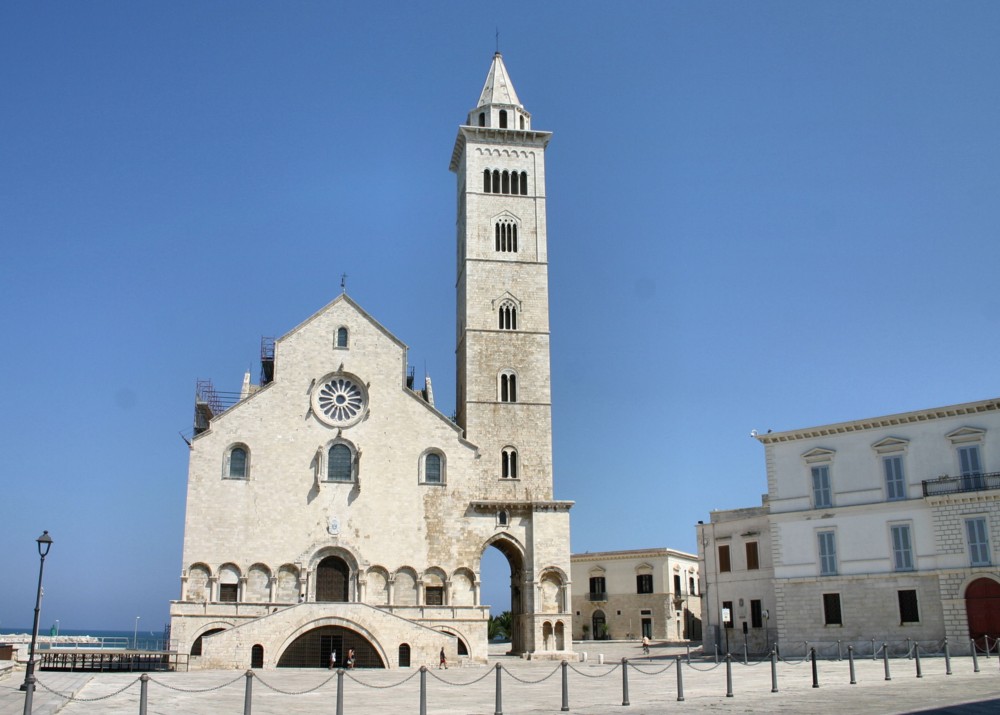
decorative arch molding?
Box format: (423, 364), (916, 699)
(955, 572), (1000, 597)
(192, 620), (236, 640)
(491, 291), (522, 312)
(273, 616), (389, 669)
(480, 532), (528, 570)
(308, 545), (361, 574)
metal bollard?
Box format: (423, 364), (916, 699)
(945, 638), (952, 675)
(915, 643), (922, 678)
(872, 638), (877, 660)
(494, 663), (503, 715)
(837, 640), (842, 661)
(848, 645), (856, 685)
(336, 668), (344, 715)
(883, 643), (891, 681)
(676, 655), (685, 702)
(714, 642), (719, 663)
(22, 676), (34, 715)
(906, 637), (912, 660)
(243, 670), (253, 715)
(686, 643), (691, 665)
(725, 654), (733, 698)
(420, 666), (427, 715)
(139, 673), (149, 715)
(972, 639), (980, 673)
(770, 650), (778, 693)
(561, 661), (569, 712)
(986, 635), (992, 659)
(621, 658), (630, 706)
(811, 648), (819, 688)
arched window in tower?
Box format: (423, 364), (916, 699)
(328, 443), (354, 482)
(502, 170), (510, 194)
(422, 451), (444, 484)
(519, 115), (525, 129)
(479, 112), (486, 127)
(500, 371), (517, 403)
(498, 301), (517, 330)
(495, 219), (517, 253)
(492, 170), (500, 194)
(484, 169), (491, 193)
(520, 171), (528, 195)
(499, 109), (508, 128)
(335, 327), (348, 348)
(511, 171), (519, 194)
(226, 444), (249, 480)
(502, 447), (519, 479)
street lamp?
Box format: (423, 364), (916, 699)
(133, 617), (141, 650)
(20, 530), (53, 715)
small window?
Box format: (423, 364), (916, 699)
(967, 517), (991, 566)
(898, 590), (919, 623)
(499, 109), (507, 128)
(219, 584), (238, 603)
(497, 510), (509, 527)
(520, 171), (528, 195)
(884, 455), (905, 500)
(502, 170), (510, 194)
(746, 542), (760, 570)
(722, 600), (734, 628)
(328, 443), (353, 482)
(478, 112), (486, 127)
(484, 169), (491, 193)
(227, 445), (249, 479)
(492, 170), (500, 194)
(519, 115), (524, 129)
(423, 452), (444, 484)
(812, 465), (832, 508)
(818, 531), (837, 576)
(636, 574), (653, 594)
(501, 447), (518, 478)
(499, 302), (517, 330)
(589, 576), (606, 596)
(689, 576), (696, 595)
(425, 586), (444, 605)
(959, 445), (984, 490)
(500, 371), (517, 403)
(673, 574), (682, 595)
(511, 171), (519, 194)
(335, 327), (348, 348)
(823, 593), (842, 626)
(718, 544), (731, 573)
(891, 524), (914, 571)
(750, 599), (763, 628)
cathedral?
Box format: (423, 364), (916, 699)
(169, 53), (575, 669)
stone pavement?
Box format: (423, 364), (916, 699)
(1, 643), (999, 714)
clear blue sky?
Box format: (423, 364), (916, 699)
(2, 2), (999, 631)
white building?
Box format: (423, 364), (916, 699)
(169, 53), (575, 669)
(700, 397), (1000, 655)
(570, 549), (701, 642)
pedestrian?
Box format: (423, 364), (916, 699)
(439, 647), (448, 669)
(347, 648), (355, 669)
(329, 650), (337, 670)
(642, 635), (650, 657)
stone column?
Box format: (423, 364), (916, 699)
(180, 573), (189, 601)
(268, 576), (276, 603)
(387, 575), (396, 606)
(239, 576), (248, 603)
(474, 580), (481, 606)
(207, 577), (218, 603)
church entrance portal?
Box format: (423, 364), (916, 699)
(483, 538), (528, 655)
(277, 625), (384, 668)
(316, 556), (350, 602)
(966, 578), (1000, 650)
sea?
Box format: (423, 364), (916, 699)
(0, 627), (169, 651)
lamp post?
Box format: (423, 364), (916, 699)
(20, 530), (53, 715)
(133, 617), (141, 650)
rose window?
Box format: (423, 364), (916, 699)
(312, 374), (367, 427)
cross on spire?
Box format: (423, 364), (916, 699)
(340, 273), (348, 293)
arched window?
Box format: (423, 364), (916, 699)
(484, 169), (491, 193)
(336, 327), (348, 348)
(226, 445), (249, 479)
(424, 452), (443, 484)
(520, 171), (528, 195)
(251, 644), (264, 669)
(499, 109), (508, 128)
(500, 371), (517, 403)
(478, 112), (486, 127)
(328, 443), (354, 482)
(502, 170), (510, 194)
(492, 170), (500, 194)
(495, 220), (517, 253)
(498, 510), (509, 526)
(502, 447), (518, 479)
(498, 302), (517, 330)
(511, 171), (519, 194)
(519, 115), (525, 130)
(399, 643), (411, 667)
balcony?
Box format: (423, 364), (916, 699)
(922, 471), (1000, 497)
(586, 591), (608, 602)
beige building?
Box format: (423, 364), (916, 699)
(169, 53), (574, 669)
(570, 549), (701, 642)
(700, 397), (1000, 656)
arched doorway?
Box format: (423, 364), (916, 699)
(317, 556), (350, 602)
(191, 628), (225, 656)
(277, 625), (384, 668)
(592, 611), (607, 640)
(250, 644), (264, 668)
(966, 578), (1000, 650)
(481, 536), (528, 655)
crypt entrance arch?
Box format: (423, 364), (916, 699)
(481, 533), (528, 655)
(276, 624), (385, 669)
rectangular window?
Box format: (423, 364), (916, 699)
(718, 544), (731, 573)
(959, 446), (984, 490)
(673, 574), (682, 594)
(219, 584), (238, 603)
(884, 455), (906, 501)
(891, 524), (914, 571)
(818, 531), (837, 576)
(966, 517), (991, 566)
(750, 599), (763, 628)
(722, 600), (734, 628)
(898, 590), (919, 623)
(636, 574), (653, 594)
(425, 586), (444, 605)
(823, 593), (842, 626)
(689, 576), (696, 595)
(812, 465), (832, 508)
(746, 542), (760, 570)
(589, 576), (607, 596)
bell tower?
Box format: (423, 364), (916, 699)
(451, 53), (554, 499)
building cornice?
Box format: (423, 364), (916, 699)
(450, 126), (552, 172)
(571, 547), (698, 562)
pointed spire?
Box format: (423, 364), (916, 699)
(477, 52), (522, 108)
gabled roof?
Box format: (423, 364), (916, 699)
(477, 52), (522, 108)
(278, 293), (407, 352)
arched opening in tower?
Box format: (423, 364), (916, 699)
(480, 537), (527, 655)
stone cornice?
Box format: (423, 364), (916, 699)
(570, 547), (698, 562)
(470, 499), (573, 513)
(450, 126), (552, 172)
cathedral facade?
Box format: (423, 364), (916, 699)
(169, 53), (574, 669)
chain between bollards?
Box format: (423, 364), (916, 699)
(811, 648), (819, 688)
(883, 643), (891, 681)
(944, 638), (952, 675)
(139, 673), (149, 715)
(621, 658), (630, 706)
(561, 660), (569, 712)
(494, 663), (503, 715)
(337, 668), (344, 715)
(848, 645), (856, 685)
(770, 649), (778, 693)
(676, 655), (685, 702)
(725, 654), (733, 698)
(420, 666), (427, 715)
(243, 670), (253, 715)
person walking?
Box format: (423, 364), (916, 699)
(439, 647), (448, 669)
(329, 650), (337, 670)
(641, 635), (650, 657)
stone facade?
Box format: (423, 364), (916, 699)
(169, 53), (574, 670)
(700, 397), (1000, 656)
(570, 549), (701, 642)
